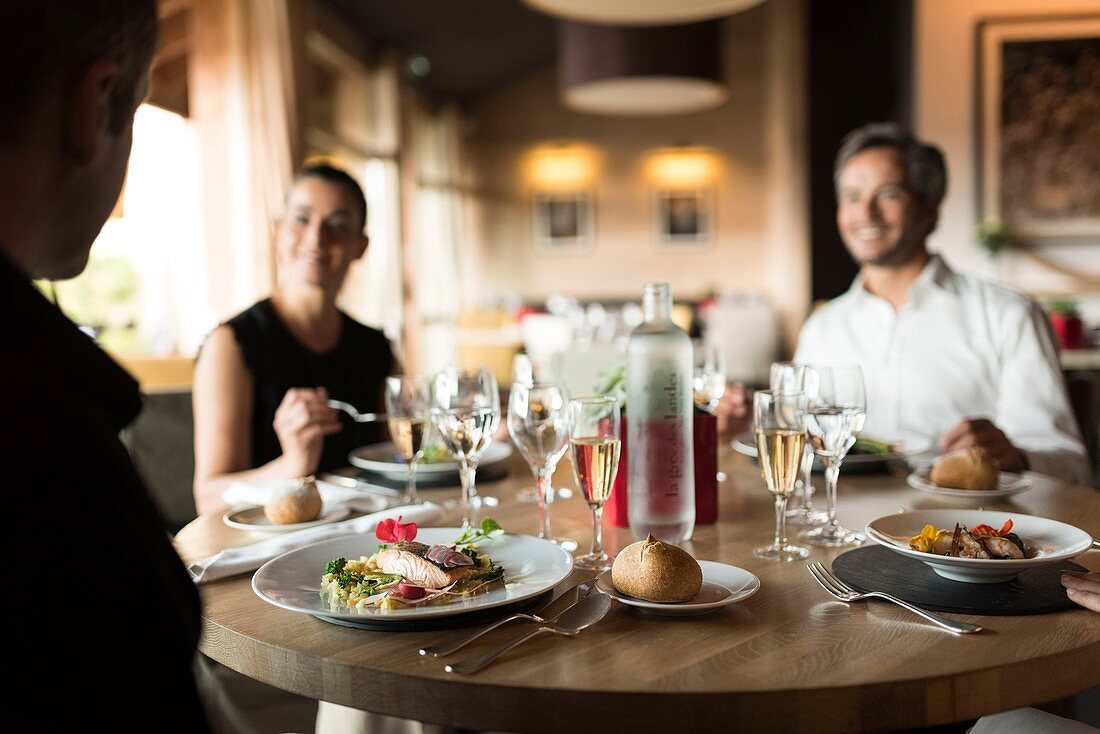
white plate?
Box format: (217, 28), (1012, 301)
(866, 509), (1095, 583)
(906, 468), (1033, 500)
(595, 561), (760, 616)
(223, 505), (351, 533)
(348, 442), (512, 480)
(252, 528), (573, 622)
(732, 432), (929, 466)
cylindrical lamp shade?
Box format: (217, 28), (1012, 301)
(526, 0), (764, 26)
(560, 20), (728, 116)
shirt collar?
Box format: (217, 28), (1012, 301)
(846, 253), (955, 306)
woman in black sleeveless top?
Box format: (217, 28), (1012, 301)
(192, 164), (394, 515)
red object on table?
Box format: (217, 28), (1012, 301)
(1050, 312), (1086, 350)
(605, 413), (718, 528)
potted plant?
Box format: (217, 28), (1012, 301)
(1048, 299), (1086, 350)
(975, 219), (1013, 258)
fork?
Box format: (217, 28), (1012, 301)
(327, 399), (386, 423)
(807, 562), (983, 634)
(419, 579), (597, 658)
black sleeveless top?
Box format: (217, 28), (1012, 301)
(225, 299), (395, 472)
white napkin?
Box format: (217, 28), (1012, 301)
(222, 478), (394, 512)
(188, 503), (445, 584)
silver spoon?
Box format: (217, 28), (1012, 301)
(444, 591), (612, 674)
(327, 399), (386, 423)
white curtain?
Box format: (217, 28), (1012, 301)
(411, 106), (465, 374)
(192, 0), (300, 325)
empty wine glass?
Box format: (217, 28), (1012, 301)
(753, 390), (810, 561)
(801, 364), (867, 547)
(385, 375), (431, 505)
(508, 381), (575, 550)
(770, 362), (828, 527)
(431, 367), (500, 529)
(692, 340), (726, 414)
(568, 396), (621, 571)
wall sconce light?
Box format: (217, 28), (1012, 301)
(645, 147), (719, 188)
(523, 143), (599, 192)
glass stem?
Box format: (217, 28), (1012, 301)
(800, 448), (816, 511)
(774, 494), (788, 550)
(824, 460), (840, 528)
(534, 467), (553, 540)
(405, 460), (419, 505)
(589, 505), (605, 559)
(459, 463), (478, 529)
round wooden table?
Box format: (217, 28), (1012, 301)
(175, 451), (1100, 733)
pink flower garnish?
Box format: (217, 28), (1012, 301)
(375, 515), (418, 543)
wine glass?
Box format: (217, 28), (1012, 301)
(692, 341), (726, 414)
(385, 375), (431, 505)
(753, 390), (810, 561)
(431, 367), (501, 529)
(770, 362), (828, 527)
(568, 396), (622, 571)
(801, 364), (867, 547)
(508, 381), (576, 550)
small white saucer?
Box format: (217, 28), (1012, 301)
(595, 561), (761, 616)
(906, 468), (1033, 500)
(223, 505), (351, 533)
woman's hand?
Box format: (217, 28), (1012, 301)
(716, 383), (751, 439)
(273, 386), (342, 476)
(1062, 571), (1100, 613)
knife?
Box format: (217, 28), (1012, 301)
(418, 577), (596, 658)
(444, 591), (612, 674)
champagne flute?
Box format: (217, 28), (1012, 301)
(753, 390), (810, 561)
(508, 381), (575, 549)
(568, 396), (621, 571)
(770, 362), (828, 527)
(801, 364), (867, 547)
(432, 367), (500, 529)
(692, 341), (726, 414)
(385, 375), (431, 505)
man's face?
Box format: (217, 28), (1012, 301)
(835, 147), (935, 268)
(48, 72), (147, 281)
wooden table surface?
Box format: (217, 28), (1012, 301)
(175, 450), (1100, 733)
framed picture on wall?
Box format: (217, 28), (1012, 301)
(533, 192), (594, 254)
(655, 188), (712, 248)
(977, 15), (1100, 245)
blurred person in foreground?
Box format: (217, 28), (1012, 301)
(794, 122), (1088, 484)
(0, 1), (209, 729)
(192, 163), (395, 517)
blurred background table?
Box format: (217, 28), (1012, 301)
(174, 449), (1100, 733)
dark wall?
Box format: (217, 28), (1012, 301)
(808, 0), (913, 302)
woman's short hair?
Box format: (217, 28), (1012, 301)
(293, 163), (368, 231)
(833, 122), (947, 207)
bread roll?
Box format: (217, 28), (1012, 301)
(930, 448), (999, 490)
(264, 476), (323, 524)
(611, 535), (702, 603)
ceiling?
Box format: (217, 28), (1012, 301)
(323, 0), (558, 102)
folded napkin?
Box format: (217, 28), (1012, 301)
(222, 478), (395, 512)
(188, 503), (445, 584)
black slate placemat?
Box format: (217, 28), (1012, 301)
(831, 545), (1084, 615)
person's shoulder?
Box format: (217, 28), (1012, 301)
(803, 289), (861, 328)
(342, 313), (392, 347)
(946, 268), (1039, 318)
(224, 298), (274, 332)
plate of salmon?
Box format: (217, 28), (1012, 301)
(253, 527), (574, 624)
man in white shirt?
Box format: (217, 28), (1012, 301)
(794, 122), (1088, 485)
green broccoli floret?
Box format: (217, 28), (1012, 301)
(324, 557), (348, 575)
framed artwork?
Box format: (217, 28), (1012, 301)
(533, 192), (593, 254)
(654, 188), (712, 248)
(977, 15), (1100, 245)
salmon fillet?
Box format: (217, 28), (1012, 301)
(375, 548), (476, 588)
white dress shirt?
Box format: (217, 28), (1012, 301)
(794, 255), (1089, 484)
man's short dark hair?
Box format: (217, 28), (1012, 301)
(834, 122), (948, 207)
(294, 163), (369, 232)
(0, 1), (159, 143)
